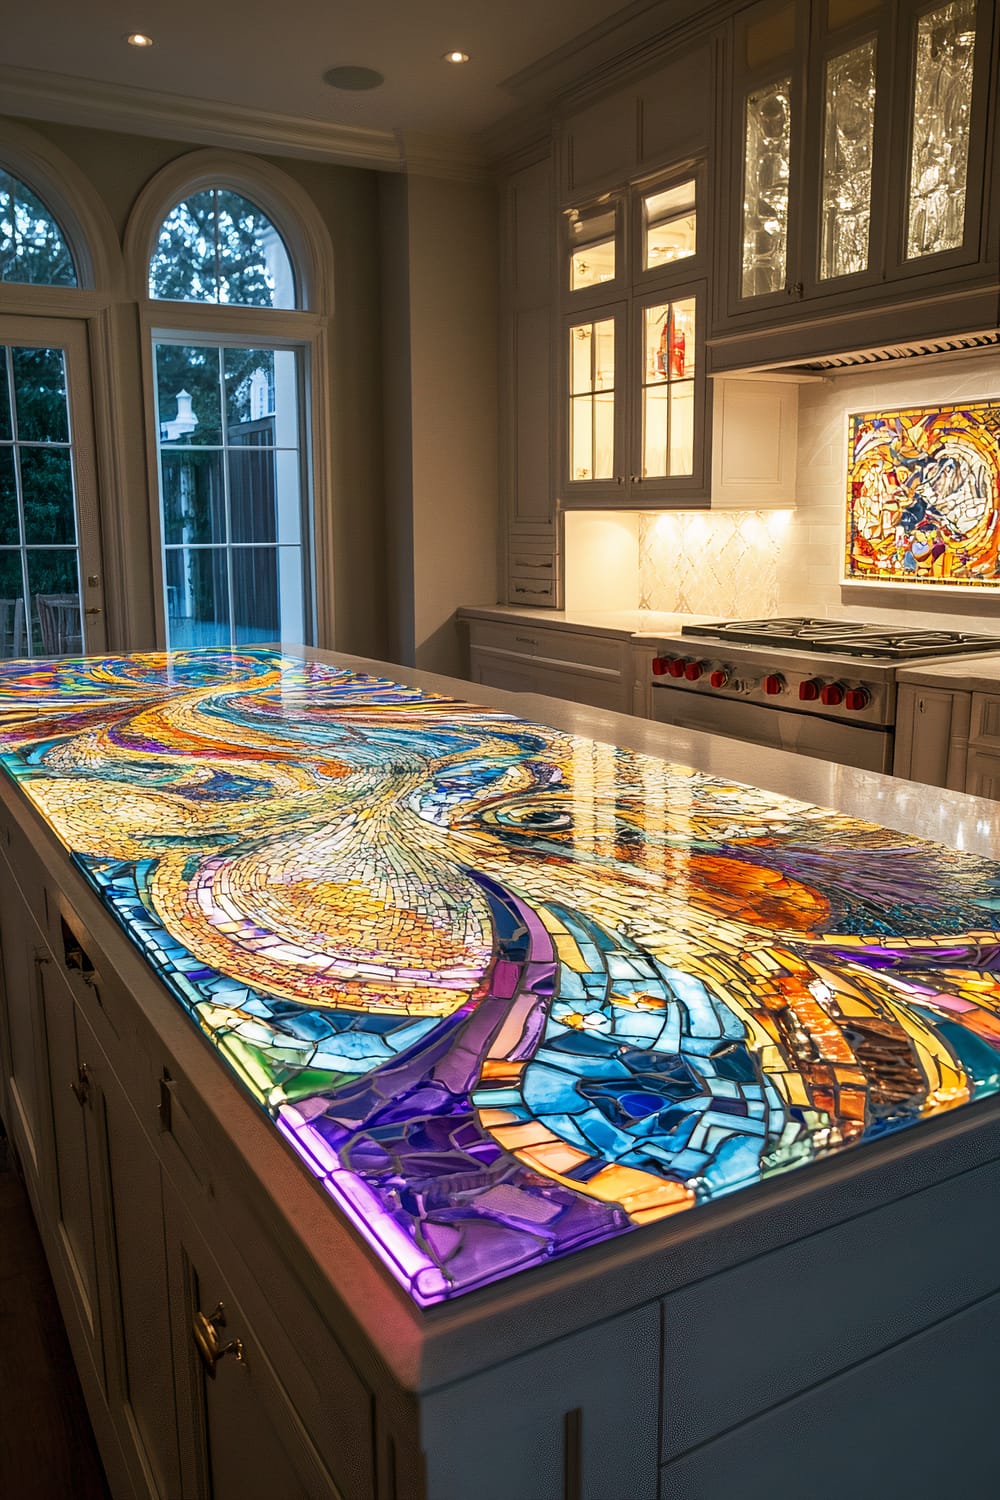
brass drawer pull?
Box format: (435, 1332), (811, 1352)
(193, 1302), (246, 1378)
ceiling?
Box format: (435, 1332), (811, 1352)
(0, 0), (676, 141)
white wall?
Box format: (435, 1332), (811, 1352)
(403, 174), (499, 674)
(634, 351), (999, 626)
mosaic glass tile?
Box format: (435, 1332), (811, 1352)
(845, 398), (1000, 587)
(1, 649), (999, 1305)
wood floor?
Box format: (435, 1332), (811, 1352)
(0, 1126), (111, 1500)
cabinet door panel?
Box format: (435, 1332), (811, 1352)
(966, 747), (1000, 801)
(561, 93), (637, 201)
(99, 1068), (182, 1500)
(165, 1185), (368, 1500)
(638, 44), (711, 167)
(512, 306), (554, 530)
(38, 960), (102, 1358)
(0, 857), (49, 1180)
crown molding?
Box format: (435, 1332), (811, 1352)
(394, 131), (490, 183)
(501, 0), (736, 116)
(0, 64), (402, 171)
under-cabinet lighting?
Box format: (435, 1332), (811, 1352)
(443, 50), (470, 63)
(126, 33), (154, 47)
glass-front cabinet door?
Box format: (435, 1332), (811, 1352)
(562, 166), (708, 507)
(631, 287), (706, 498)
(893, 0), (993, 275)
(564, 305), (626, 501)
(727, 0), (994, 317)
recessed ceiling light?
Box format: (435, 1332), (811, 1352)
(443, 51), (470, 64)
(125, 33), (154, 47)
(323, 65), (385, 91)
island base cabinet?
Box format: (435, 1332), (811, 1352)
(419, 1305), (661, 1500)
(659, 1291), (1000, 1499)
(162, 1179), (364, 1500)
(0, 851), (52, 1193)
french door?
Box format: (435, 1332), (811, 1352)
(0, 316), (106, 659)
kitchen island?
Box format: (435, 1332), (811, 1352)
(0, 647), (998, 1500)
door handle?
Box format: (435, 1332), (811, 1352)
(193, 1302), (246, 1378)
(85, 607), (103, 617)
(71, 1061), (90, 1107)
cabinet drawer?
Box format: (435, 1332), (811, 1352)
(660, 1159), (1000, 1461)
(467, 619), (627, 674)
(509, 574), (557, 606)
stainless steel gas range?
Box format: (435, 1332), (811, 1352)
(649, 617), (1000, 773)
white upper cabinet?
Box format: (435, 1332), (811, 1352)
(561, 165), (710, 507)
(712, 0), (998, 369)
(558, 42), (712, 203)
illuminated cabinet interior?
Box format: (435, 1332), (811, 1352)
(725, 0), (993, 326)
(562, 169), (709, 507)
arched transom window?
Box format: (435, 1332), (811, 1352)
(149, 183), (310, 651)
(0, 168), (77, 286)
(150, 189), (295, 309)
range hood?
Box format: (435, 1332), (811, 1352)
(761, 328), (1000, 377)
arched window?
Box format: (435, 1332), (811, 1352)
(129, 155), (332, 653)
(149, 189), (294, 309)
(0, 168), (78, 287)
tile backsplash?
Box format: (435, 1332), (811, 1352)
(638, 510), (790, 615)
(636, 353), (1000, 628)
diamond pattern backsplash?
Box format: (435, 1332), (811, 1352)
(638, 511), (790, 614)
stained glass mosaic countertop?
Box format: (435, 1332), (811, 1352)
(1, 649), (999, 1307)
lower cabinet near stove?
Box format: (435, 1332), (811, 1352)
(2, 745), (999, 1500)
(894, 684), (1000, 799)
(462, 614), (634, 714)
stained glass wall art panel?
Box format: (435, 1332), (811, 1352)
(845, 398), (1000, 586)
(1, 650), (999, 1306)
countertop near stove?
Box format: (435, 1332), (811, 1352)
(896, 654), (1000, 692)
(456, 605), (716, 639)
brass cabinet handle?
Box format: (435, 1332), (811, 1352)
(71, 1061), (90, 1107)
(193, 1302), (246, 1378)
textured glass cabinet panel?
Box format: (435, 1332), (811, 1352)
(741, 80), (792, 296)
(820, 40), (877, 279)
(906, 0), (976, 259)
(568, 320), (615, 482)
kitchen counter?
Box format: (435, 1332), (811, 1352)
(897, 653), (1000, 692)
(1, 647), (998, 1498)
(456, 603), (716, 639)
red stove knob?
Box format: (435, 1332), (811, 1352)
(763, 674), (784, 695)
(684, 660), (703, 681)
(820, 682), (844, 707)
(709, 669), (728, 688)
(651, 656), (669, 675)
(667, 658), (686, 678)
(845, 687), (871, 711)
(799, 678), (820, 701)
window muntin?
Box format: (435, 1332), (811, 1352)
(150, 189), (296, 308)
(155, 340), (307, 649)
(0, 169), (77, 287)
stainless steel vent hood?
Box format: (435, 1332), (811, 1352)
(750, 328), (1000, 378)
